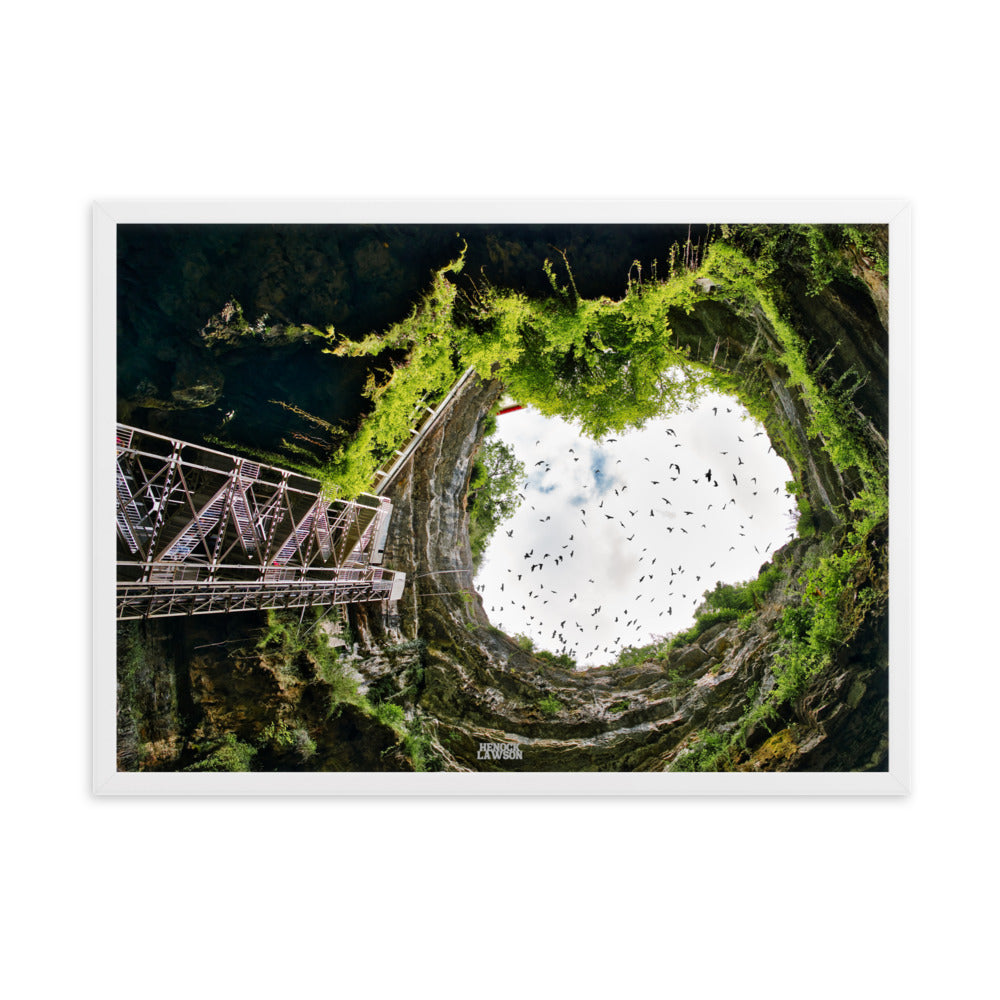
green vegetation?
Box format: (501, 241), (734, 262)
(185, 733), (258, 772)
(308, 242), (717, 498)
(508, 631), (577, 670)
(669, 730), (731, 772)
(610, 638), (672, 670)
(252, 609), (438, 770)
(458, 259), (709, 438)
(225, 223), (888, 773)
(720, 223), (887, 292)
(401, 718), (439, 772)
(768, 529), (885, 709)
(467, 436), (526, 571)
(367, 699), (441, 772)
(660, 230), (889, 769)
(534, 649), (577, 670)
(673, 273), (886, 764)
(373, 702), (406, 727)
(785, 479), (816, 538)
(259, 719), (297, 750)
(202, 434), (333, 481)
(256, 607), (364, 712)
(703, 237), (887, 497)
(842, 225), (889, 276)
(199, 298), (270, 344)
(318, 254), (469, 497)
(537, 695), (564, 716)
(602, 565), (784, 674)
(116, 621), (179, 770)
(253, 223), (885, 518)
(667, 610), (745, 648)
(257, 720), (317, 762)
(667, 514), (886, 772)
(694, 565), (784, 618)
(505, 629), (579, 670)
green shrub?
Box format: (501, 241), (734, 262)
(667, 563), (784, 651)
(401, 716), (442, 772)
(668, 609), (741, 649)
(669, 730), (732, 772)
(258, 720), (317, 763)
(700, 565), (783, 615)
(777, 604), (814, 642)
(374, 702), (406, 728)
(259, 719), (297, 751)
(610, 638), (671, 669)
(842, 225), (888, 275)
(185, 733), (257, 772)
(257, 609), (363, 716)
(535, 649), (577, 670)
(538, 696), (563, 716)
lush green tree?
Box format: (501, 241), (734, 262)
(467, 438), (526, 571)
(457, 268), (706, 439)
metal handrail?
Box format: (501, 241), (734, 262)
(374, 366), (477, 495)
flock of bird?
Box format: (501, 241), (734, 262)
(474, 399), (797, 666)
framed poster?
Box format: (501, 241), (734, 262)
(94, 200), (909, 794)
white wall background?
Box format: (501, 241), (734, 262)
(3, 3), (993, 996)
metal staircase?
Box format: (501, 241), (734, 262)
(115, 425), (406, 620)
(161, 483), (230, 560)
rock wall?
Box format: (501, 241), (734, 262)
(351, 267), (890, 772)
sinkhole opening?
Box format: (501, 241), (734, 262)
(472, 392), (797, 668)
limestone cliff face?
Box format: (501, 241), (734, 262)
(350, 267), (889, 772)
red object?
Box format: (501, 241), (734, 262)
(496, 405), (525, 416)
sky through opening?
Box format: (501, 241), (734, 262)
(473, 389), (797, 667)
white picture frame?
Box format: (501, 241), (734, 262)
(94, 199), (910, 795)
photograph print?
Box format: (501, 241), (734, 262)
(106, 211), (895, 785)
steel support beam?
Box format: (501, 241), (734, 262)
(116, 425), (406, 619)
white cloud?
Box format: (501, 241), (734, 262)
(474, 392), (796, 666)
